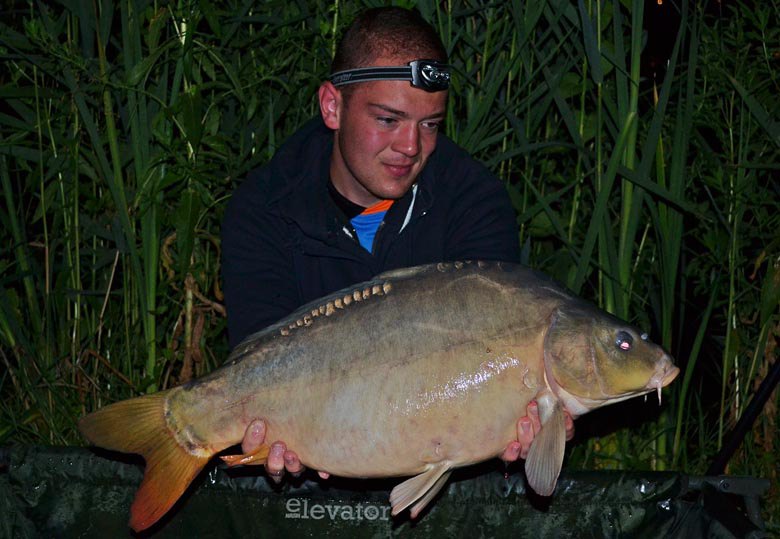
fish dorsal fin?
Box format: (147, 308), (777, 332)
(376, 260), (478, 280)
(524, 391), (567, 496)
(389, 462), (452, 518)
(376, 260), (519, 281)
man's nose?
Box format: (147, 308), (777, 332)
(391, 123), (420, 157)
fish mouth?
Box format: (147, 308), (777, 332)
(645, 356), (680, 405)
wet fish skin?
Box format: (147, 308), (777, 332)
(79, 260), (678, 531)
(168, 263), (551, 476)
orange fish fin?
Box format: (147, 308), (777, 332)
(78, 392), (212, 532)
(389, 462), (451, 517)
(220, 444), (271, 467)
(129, 434), (210, 531)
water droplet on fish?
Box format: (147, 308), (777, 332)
(658, 499), (671, 511)
(504, 471), (509, 480)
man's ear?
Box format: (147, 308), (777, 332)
(319, 82), (342, 130)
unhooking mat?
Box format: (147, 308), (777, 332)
(0, 445), (770, 538)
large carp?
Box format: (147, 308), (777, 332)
(79, 261), (679, 531)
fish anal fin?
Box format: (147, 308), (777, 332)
(220, 444), (271, 467)
(409, 470), (451, 518)
(78, 392), (212, 532)
(524, 394), (566, 496)
(389, 462), (451, 517)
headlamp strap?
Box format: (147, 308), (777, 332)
(330, 60), (450, 92)
(330, 66), (412, 86)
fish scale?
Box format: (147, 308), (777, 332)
(78, 260), (679, 531)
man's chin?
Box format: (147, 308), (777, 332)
(375, 179), (417, 201)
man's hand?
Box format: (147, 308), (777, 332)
(241, 419), (330, 482)
(500, 400), (575, 462)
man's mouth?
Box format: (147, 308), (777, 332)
(384, 163), (414, 177)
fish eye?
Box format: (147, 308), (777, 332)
(640, 333), (649, 341)
(616, 331), (633, 351)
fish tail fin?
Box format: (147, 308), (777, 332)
(78, 392), (212, 532)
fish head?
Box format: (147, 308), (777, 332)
(542, 305), (679, 415)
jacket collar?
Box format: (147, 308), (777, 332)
(273, 116), (437, 242)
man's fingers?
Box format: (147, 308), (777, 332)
(283, 450), (305, 476)
(318, 471), (331, 480)
(517, 417), (534, 459)
(241, 419), (267, 454)
(527, 400), (541, 434)
(564, 411), (575, 441)
(500, 441), (522, 463)
(266, 442), (287, 483)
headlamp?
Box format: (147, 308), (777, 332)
(330, 59), (451, 92)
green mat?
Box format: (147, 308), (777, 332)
(0, 446), (769, 538)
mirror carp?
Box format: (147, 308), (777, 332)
(79, 261), (679, 531)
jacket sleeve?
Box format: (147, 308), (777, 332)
(441, 150), (521, 264)
(221, 176), (300, 349)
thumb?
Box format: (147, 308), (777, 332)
(242, 419), (267, 453)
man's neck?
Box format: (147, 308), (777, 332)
(328, 179), (365, 219)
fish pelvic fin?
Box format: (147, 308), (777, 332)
(389, 462), (451, 518)
(78, 392), (212, 532)
(524, 392), (566, 496)
(220, 444), (271, 467)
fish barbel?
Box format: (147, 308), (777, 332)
(79, 261), (679, 531)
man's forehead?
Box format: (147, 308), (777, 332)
(347, 80), (447, 116)
(366, 102), (444, 119)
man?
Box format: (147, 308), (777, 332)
(221, 7), (573, 482)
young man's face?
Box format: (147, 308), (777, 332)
(321, 57), (447, 208)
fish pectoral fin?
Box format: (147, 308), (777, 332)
(220, 444), (271, 467)
(524, 396), (566, 496)
(389, 462), (452, 518)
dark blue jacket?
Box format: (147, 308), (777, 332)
(222, 117), (520, 348)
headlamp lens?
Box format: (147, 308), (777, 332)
(411, 60), (451, 91)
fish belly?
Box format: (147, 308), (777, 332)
(170, 337), (544, 478)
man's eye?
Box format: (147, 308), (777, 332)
(421, 121), (441, 131)
(377, 117), (397, 126)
